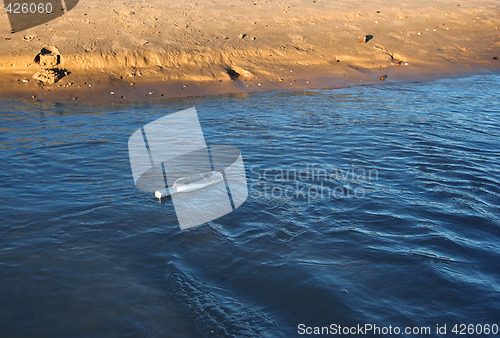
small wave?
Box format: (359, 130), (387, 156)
(165, 262), (283, 337)
(408, 250), (459, 264)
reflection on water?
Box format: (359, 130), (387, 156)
(1, 74), (499, 336)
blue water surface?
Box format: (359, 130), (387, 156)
(1, 74), (499, 337)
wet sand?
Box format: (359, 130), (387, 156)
(0, 0), (499, 102)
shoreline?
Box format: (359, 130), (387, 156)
(0, 0), (499, 103)
(1, 64), (499, 104)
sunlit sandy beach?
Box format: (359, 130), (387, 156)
(0, 0), (499, 101)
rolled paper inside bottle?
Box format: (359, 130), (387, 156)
(175, 171), (224, 193)
(153, 171), (224, 200)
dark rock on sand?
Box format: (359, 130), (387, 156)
(358, 35), (374, 43)
(32, 69), (68, 84)
(225, 67), (240, 81)
(34, 46), (61, 67)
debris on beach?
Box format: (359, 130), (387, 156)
(225, 65), (254, 81)
(377, 74), (388, 81)
(358, 34), (373, 43)
(395, 60), (409, 66)
(32, 46), (68, 84)
(239, 33), (247, 39)
(128, 67), (142, 77)
(39, 54), (59, 67)
(34, 46), (61, 67)
(32, 69), (68, 84)
(23, 35), (37, 41)
(226, 67), (240, 80)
